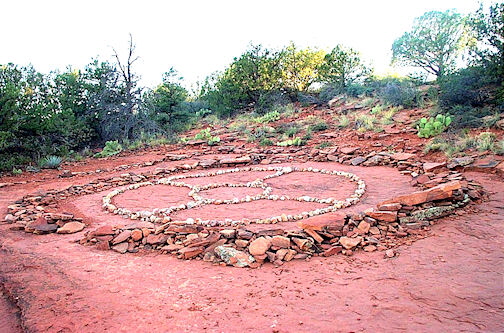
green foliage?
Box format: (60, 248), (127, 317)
(355, 114), (376, 131)
(319, 44), (371, 88)
(309, 121), (329, 132)
(94, 140), (123, 158)
(254, 111), (280, 123)
(315, 142), (331, 149)
(147, 68), (191, 133)
(39, 155), (63, 169)
(259, 138), (274, 146)
(476, 132), (496, 151)
(494, 140), (504, 155)
(417, 114), (452, 138)
(280, 42), (326, 92)
(12, 167), (22, 175)
(468, 3), (504, 91)
(392, 10), (468, 78)
(276, 137), (304, 147)
(193, 128), (220, 145)
(378, 81), (420, 108)
(338, 115), (351, 128)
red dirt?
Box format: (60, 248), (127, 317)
(1, 147), (503, 332)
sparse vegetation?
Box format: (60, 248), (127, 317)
(39, 155), (63, 169)
(94, 141), (123, 158)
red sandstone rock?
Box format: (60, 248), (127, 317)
(365, 210), (398, 222)
(298, 212), (346, 231)
(112, 230), (132, 245)
(92, 225), (115, 236)
(391, 152), (415, 161)
(179, 246), (204, 259)
(377, 203), (402, 211)
(322, 246), (343, 256)
(57, 222), (86, 234)
(340, 147), (359, 154)
(271, 236), (290, 248)
(112, 242), (128, 254)
(145, 233), (169, 245)
(130, 229), (143, 241)
(248, 237), (271, 256)
(380, 180), (461, 206)
(423, 162), (447, 172)
(339, 236), (362, 250)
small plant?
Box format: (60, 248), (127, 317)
(477, 132), (496, 151)
(207, 136), (221, 146)
(309, 121), (329, 132)
(355, 114), (376, 131)
(254, 111), (280, 124)
(338, 115), (350, 128)
(370, 104), (384, 115)
(193, 128), (220, 145)
(259, 138), (274, 146)
(39, 155), (63, 169)
(316, 142), (331, 149)
(493, 140), (504, 155)
(276, 137), (304, 147)
(12, 167), (22, 175)
(94, 140), (123, 158)
(417, 114), (452, 138)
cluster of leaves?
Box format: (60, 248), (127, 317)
(38, 155), (63, 169)
(193, 128), (220, 146)
(417, 114), (452, 138)
(94, 140), (123, 158)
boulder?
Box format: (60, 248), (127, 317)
(379, 181), (461, 207)
(215, 246), (255, 268)
(56, 222), (86, 234)
(248, 237), (271, 256)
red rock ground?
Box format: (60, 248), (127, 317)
(1, 146), (503, 332)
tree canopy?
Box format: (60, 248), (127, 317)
(392, 10), (468, 78)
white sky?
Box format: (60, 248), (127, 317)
(1, 0), (487, 89)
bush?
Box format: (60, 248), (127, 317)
(417, 114), (452, 138)
(378, 81), (419, 108)
(94, 140), (123, 158)
(438, 66), (491, 109)
(309, 121), (329, 132)
(39, 155), (63, 169)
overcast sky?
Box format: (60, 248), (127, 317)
(1, 0), (488, 88)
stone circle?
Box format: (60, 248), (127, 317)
(102, 166), (366, 227)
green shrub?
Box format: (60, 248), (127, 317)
(378, 81), (419, 108)
(193, 128), (221, 145)
(477, 132), (496, 151)
(417, 114), (452, 138)
(259, 138), (274, 146)
(39, 155), (63, 169)
(338, 115), (351, 128)
(315, 142), (331, 149)
(493, 140), (504, 155)
(309, 121), (329, 132)
(355, 114), (376, 131)
(94, 140), (123, 158)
